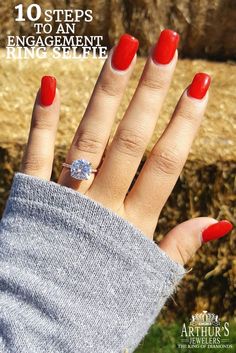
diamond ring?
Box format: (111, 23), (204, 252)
(62, 159), (97, 180)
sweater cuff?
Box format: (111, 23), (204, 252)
(1, 172), (186, 352)
(5, 172), (185, 286)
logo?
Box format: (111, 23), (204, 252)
(177, 310), (233, 349)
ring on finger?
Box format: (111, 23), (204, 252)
(62, 159), (98, 180)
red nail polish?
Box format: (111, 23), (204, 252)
(202, 220), (233, 243)
(152, 29), (180, 65)
(111, 34), (139, 71)
(188, 73), (211, 99)
(40, 76), (56, 106)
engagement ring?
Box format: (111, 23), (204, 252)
(62, 159), (97, 180)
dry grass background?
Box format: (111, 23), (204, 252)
(0, 49), (235, 320)
(0, 50), (235, 161)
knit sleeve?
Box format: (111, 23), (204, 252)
(0, 172), (185, 353)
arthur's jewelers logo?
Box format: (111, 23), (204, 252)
(177, 310), (233, 349)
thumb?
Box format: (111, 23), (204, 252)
(159, 218), (233, 265)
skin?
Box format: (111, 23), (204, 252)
(20, 46), (218, 266)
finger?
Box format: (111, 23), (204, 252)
(159, 218), (233, 265)
(20, 76), (59, 180)
(125, 73), (211, 233)
(58, 34), (139, 192)
(90, 29), (179, 207)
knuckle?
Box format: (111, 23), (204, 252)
(150, 147), (183, 176)
(140, 76), (169, 92)
(32, 113), (55, 130)
(177, 107), (198, 123)
(97, 79), (123, 98)
(21, 154), (49, 172)
(175, 241), (193, 264)
(74, 130), (103, 155)
(114, 128), (146, 157)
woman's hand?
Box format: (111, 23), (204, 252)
(20, 30), (233, 265)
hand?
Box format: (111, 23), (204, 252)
(20, 30), (233, 265)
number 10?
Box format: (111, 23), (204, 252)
(15, 3), (41, 22)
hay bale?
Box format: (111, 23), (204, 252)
(0, 50), (235, 163)
(157, 160), (236, 321)
(1, 0), (236, 59)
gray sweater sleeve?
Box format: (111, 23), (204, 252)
(0, 172), (185, 353)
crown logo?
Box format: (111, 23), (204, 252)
(189, 310), (220, 327)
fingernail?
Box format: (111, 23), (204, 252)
(152, 29), (180, 65)
(40, 76), (56, 106)
(202, 220), (233, 243)
(188, 73), (211, 99)
(111, 34), (139, 71)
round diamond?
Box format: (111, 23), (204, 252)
(70, 159), (92, 180)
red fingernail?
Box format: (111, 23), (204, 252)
(188, 73), (211, 99)
(152, 29), (180, 65)
(40, 76), (56, 106)
(111, 34), (139, 71)
(202, 220), (233, 243)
